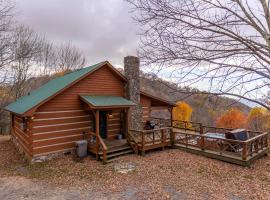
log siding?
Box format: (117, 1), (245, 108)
(30, 65), (126, 157)
(12, 114), (32, 157)
(107, 111), (122, 140)
(140, 96), (151, 122)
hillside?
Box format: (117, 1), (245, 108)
(139, 72), (250, 125)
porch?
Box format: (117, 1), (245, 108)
(80, 95), (134, 163)
(79, 95), (268, 166)
(79, 93), (175, 163)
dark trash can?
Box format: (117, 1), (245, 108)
(75, 140), (88, 158)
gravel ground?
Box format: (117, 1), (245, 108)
(0, 136), (270, 200)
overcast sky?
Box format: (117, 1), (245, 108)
(14, 0), (139, 67)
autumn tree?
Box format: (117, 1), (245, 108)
(216, 108), (247, 129)
(247, 107), (270, 131)
(173, 101), (193, 122)
(127, 0), (270, 110)
(173, 101), (193, 128)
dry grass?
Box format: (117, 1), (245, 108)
(1, 137), (270, 199)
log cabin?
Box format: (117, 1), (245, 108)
(4, 56), (269, 166)
(5, 56), (175, 163)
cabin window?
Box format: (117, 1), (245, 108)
(20, 117), (27, 132)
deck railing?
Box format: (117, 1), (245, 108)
(150, 118), (203, 133)
(151, 117), (265, 135)
(144, 118), (269, 164)
(173, 130), (268, 160)
(84, 131), (108, 163)
(83, 117), (268, 165)
(127, 127), (173, 155)
(150, 117), (172, 127)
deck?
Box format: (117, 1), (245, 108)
(85, 119), (269, 166)
(172, 127), (268, 166)
(174, 143), (268, 166)
(127, 119), (269, 166)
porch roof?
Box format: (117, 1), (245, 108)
(80, 95), (136, 108)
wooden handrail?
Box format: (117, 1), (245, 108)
(128, 127), (173, 155)
(129, 127), (172, 133)
(130, 118), (268, 161)
(126, 131), (139, 154)
(127, 132), (138, 144)
(96, 134), (108, 151)
(174, 130), (246, 144)
(171, 119), (202, 126)
(84, 131), (108, 163)
(96, 134), (107, 164)
(174, 129), (269, 160)
(245, 132), (269, 143)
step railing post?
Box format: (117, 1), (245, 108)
(200, 124), (204, 150)
(141, 131), (145, 156)
(102, 149), (107, 164)
(242, 142), (248, 161)
(170, 128), (175, 146)
(161, 129), (165, 150)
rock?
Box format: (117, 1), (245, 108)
(114, 162), (136, 174)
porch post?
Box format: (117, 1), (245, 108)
(10, 113), (14, 135)
(170, 107), (173, 127)
(169, 107), (175, 146)
(95, 110), (99, 137)
(125, 108), (129, 133)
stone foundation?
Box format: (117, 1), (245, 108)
(30, 149), (74, 163)
(11, 134), (31, 161)
(11, 134), (74, 163)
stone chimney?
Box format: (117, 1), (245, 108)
(124, 56), (143, 130)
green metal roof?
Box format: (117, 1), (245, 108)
(80, 95), (136, 107)
(5, 62), (106, 115)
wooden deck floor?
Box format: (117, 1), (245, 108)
(174, 143), (268, 167)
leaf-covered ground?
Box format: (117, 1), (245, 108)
(0, 136), (270, 200)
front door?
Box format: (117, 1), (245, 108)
(99, 111), (107, 139)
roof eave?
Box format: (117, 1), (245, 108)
(79, 95), (136, 109)
(3, 108), (24, 117)
(140, 91), (176, 107)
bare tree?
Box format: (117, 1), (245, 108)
(10, 25), (45, 99)
(0, 1), (14, 74)
(55, 41), (86, 72)
(37, 41), (57, 75)
(127, 0), (270, 110)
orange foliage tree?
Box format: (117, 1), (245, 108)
(216, 108), (247, 129)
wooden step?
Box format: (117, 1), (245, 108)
(98, 144), (131, 155)
(100, 149), (133, 160)
(106, 157), (122, 163)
